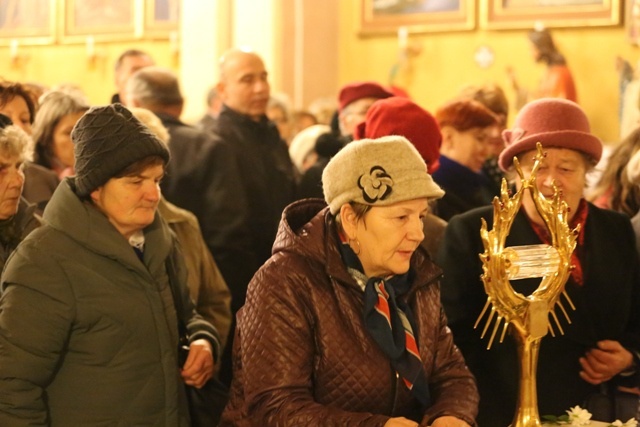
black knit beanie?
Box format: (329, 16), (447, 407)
(72, 103), (170, 197)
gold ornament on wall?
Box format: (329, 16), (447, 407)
(476, 143), (579, 427)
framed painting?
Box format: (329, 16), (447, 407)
(144, 0), (179, 37)
(360, 0), (476, 34)
(480, 0), (620, 29)
(0, 0), (56, 45)
(62, 0), (138, 42)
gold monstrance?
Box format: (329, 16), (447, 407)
(476, 143), (579, 427)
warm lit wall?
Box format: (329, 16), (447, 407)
(0, 2), (636, 144)
(338, 2), (640, 143)
(0, 40), (177, 106)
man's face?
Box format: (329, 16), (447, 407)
(0, 152), (25, 220)
(90, 163), (163, 239)
(218, 53), (270, 121)
(115, 55), (154, 97)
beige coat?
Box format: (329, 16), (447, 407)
(159, 198), (232, 351)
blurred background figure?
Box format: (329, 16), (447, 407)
(337, 81), (394, 140)
(458, 83), (509, 196)
(289, 109), (318, 139)
(0, 80), (59, 213)
(296, 131), (343, 200)
(32, 90), (90, 180)
(588, 126), (640, 217)
(432, 98), (498, 220)
(508, 27), (577, 110)
(266, 95), (292, 145)
(308, 96), (336, 126)
(0, 114), (40, 269)
(626, 146), (640, 255)
(197, 86), (222, 134)
(111, 49), (155, 104)
(288, 123), (329, 176)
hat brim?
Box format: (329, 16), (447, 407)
(498, 130), (602, 171)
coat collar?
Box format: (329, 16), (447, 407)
(273, 199), (442, 295)
(43, 178), (173, 279)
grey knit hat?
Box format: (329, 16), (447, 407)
(322, 135), (444, 214)
(72, 103), (170, 197)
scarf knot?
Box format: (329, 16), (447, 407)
(337, 231), (431, 407)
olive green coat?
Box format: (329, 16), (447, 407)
(0, 178), (219, 426)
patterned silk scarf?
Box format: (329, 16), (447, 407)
(527, 199), (588, 286)
(337, 233), (431, 407)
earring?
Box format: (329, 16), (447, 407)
(349, 238), (361, 255)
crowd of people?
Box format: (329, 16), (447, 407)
(0, 34), (637, 427)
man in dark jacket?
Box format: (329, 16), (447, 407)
(212, 48), (297, 385)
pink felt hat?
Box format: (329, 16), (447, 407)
(498, 98), (602, 171)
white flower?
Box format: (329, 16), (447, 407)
(609, 419), (639, 427)
(566, 406), (591, 426)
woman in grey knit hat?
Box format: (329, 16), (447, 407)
(0, 103), (220, 426)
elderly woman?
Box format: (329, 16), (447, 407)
(32, 90), (90, 179)
(222, 136), (478, 427)
(0, 81), (59, 211)
(437, 98), (640, 425)
(0, 114), (40, 268)
(0, 104), (220, 425)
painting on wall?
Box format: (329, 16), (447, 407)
(360, 0), (476, 34)
(144, 0), (179, 37)
(0, 0), (55, 45)
(63, 0), (137, 41)
(480, 0), (620, 29)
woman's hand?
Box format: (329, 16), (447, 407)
(383, 417), (419, 427)
(579, 340), (634, 385)
(431, 416), (472, 427)
(180, 338), (214, 388)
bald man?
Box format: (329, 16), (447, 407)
(212, 48), (297, 384)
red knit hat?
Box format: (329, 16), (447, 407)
(498, 98), (602, 171)
(338, 81), (394, 111)
(353, 97), (441, 173)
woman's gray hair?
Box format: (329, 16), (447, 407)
(0, 125), (33, 162)
(32, 90), (89, 169)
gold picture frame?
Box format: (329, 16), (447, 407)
(360, 0), (476, 34)
(0, 0), (56, 45)
(61, 0), (138, 43)
(144, 0), (179, 38)
(480, 0), (620, 29)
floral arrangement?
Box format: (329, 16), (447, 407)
(542, 406), (638, 427)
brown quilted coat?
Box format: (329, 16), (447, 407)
(221, 199), (478, 426)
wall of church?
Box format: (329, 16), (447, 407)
(337, 2), (639, 143)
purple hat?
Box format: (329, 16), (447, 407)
(499, 98), (602, 171)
